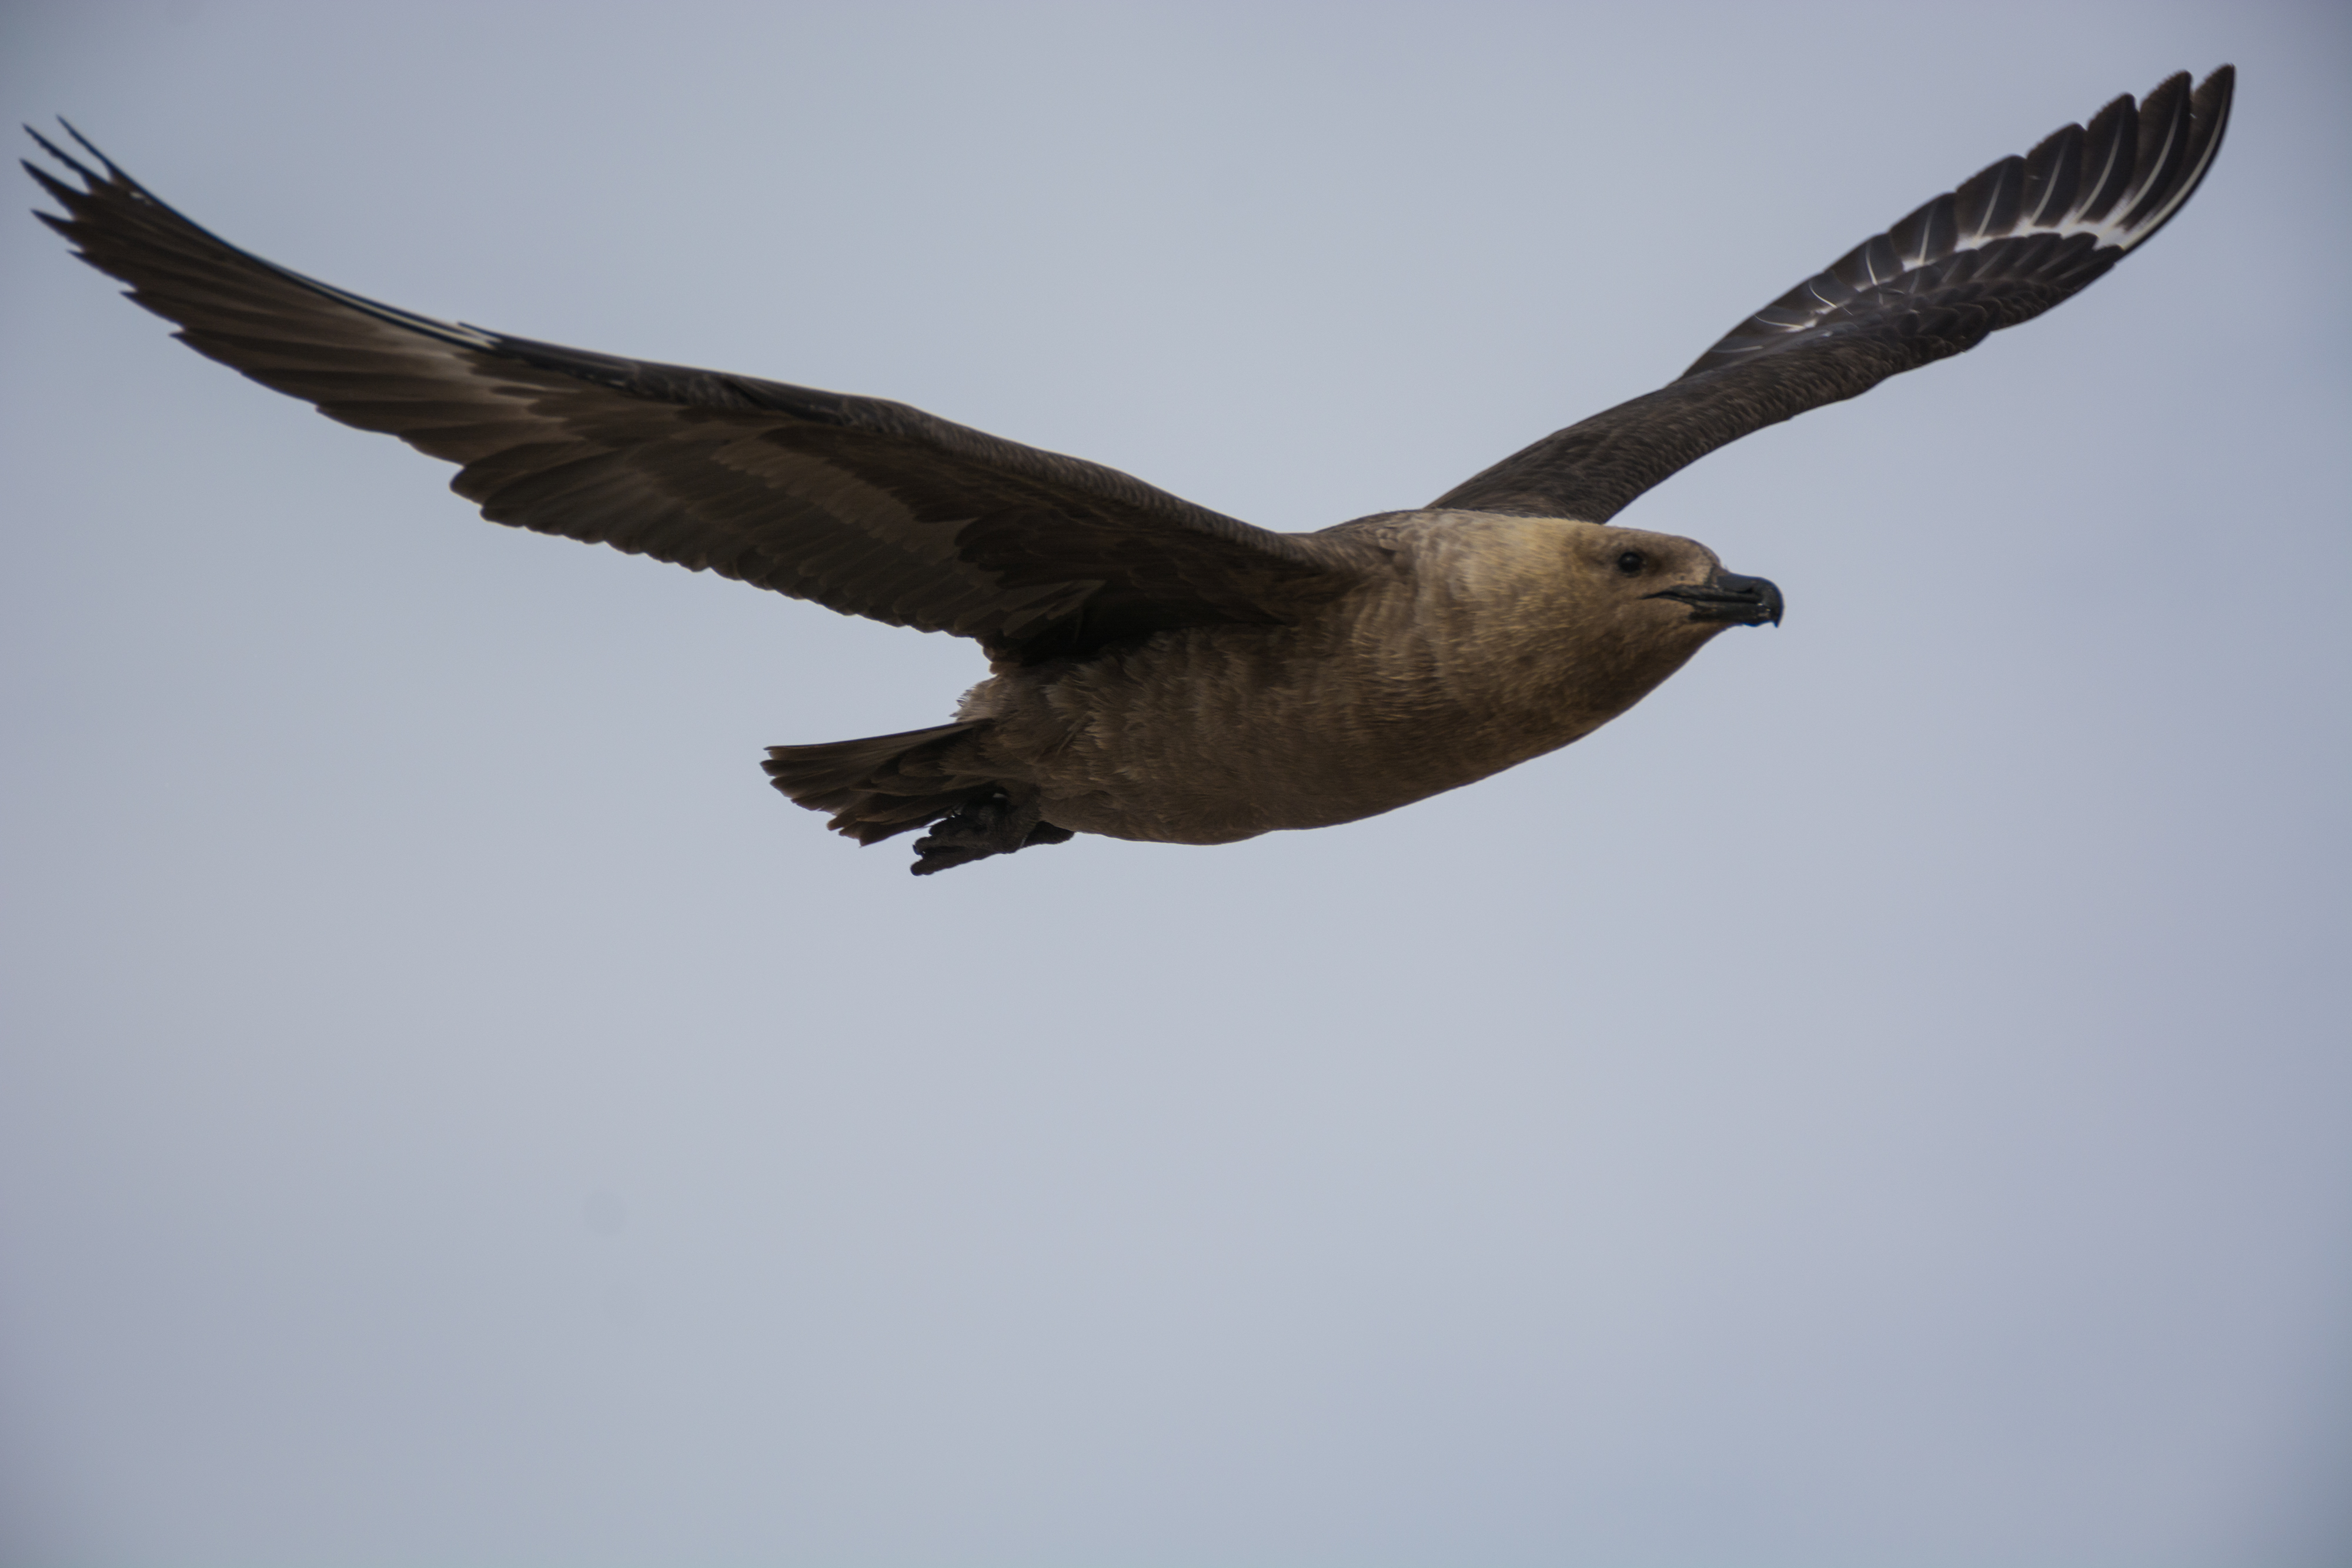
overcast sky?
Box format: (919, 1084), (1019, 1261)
(4, 2), (2347, 1564)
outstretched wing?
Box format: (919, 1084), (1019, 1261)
(1432, 67), (2234, 523)
(26, 126), (1367, 664)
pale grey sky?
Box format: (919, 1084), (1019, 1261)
(4, 2), (2348, 1563)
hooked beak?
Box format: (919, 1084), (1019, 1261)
(1648, 568), (1784, 627)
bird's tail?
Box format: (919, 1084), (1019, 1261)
(761, 720), (995, 844)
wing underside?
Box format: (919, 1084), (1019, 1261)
(26, 126), (1364, 663)
(1432, 66), (2234, 524)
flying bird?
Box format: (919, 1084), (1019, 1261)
(25, 69), (2233, 874)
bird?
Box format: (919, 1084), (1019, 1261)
(25, 68), (2232, 875)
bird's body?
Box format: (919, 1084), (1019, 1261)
(25, 68), (2232, 872)
(924, 514), (1742, 846)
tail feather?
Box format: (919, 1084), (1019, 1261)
(762, 720), (993, 844)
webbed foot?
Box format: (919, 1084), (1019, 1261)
(910, 790), (1072, 875)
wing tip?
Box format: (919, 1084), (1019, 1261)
(2110, 63), (2235, 255)
(22, 117), (133, 196)
(1675, 65), (2234, 381)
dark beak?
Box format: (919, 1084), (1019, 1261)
(1648, 569), (1784, 627)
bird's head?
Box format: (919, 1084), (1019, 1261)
(1512, 520), (1783, 724)
(1570, 523), (1784, 634)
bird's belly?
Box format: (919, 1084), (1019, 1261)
(966, 625), (1601, 845)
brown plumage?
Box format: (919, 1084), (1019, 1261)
(23, 68), (2232, 874)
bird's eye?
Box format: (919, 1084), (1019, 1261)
(1615, 550), (1647, 576)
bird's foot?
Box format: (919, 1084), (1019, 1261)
(910, 790), (1071, 875)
